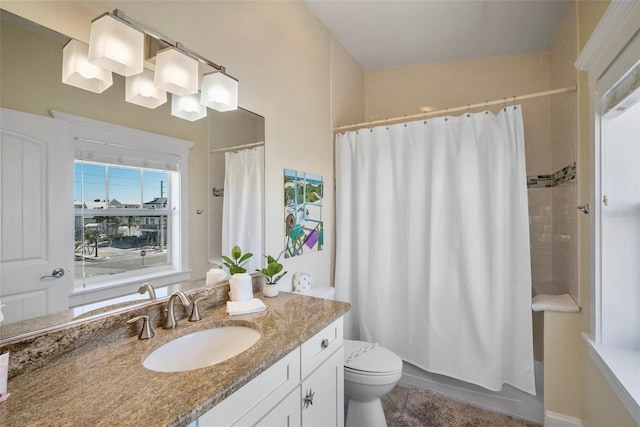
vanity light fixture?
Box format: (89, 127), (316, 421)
(126, 69), (167, 109)
(154, 47), (199, 96)
(62, 39), (113, 93)
(63, 9), (239, 119)
(201, 71), (239, 112)
(88, 12), (144, 77)
(171, 93), (207, 121)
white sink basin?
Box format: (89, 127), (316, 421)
(143, 326), (261, 372)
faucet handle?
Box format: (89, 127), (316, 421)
(127, 315), (155, 340)
(189, 297), (206, 322)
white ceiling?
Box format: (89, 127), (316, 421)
(304, 0), (568, 69)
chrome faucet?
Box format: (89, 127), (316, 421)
(164, 291), (191, 329)
(138, 283), (156, 300)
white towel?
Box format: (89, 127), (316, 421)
(531, 294), (580, 312)
(226, 298), (267, 316)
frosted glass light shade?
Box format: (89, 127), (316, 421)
(88, 14), (144, 77)
(62, 40), (113, 93)
(171, 93), (207, 121)
(200, 72), (238, 112)
(155, 48), (199, 96)
(126, 69), (167, 109)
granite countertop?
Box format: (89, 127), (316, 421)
(0, 292), (350, 426)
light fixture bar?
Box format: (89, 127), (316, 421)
(110, 9), (230, 77)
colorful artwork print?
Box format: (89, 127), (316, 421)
(283, 169), (324, 258)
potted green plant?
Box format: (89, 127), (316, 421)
(222, 245), (253, 275)
(223, 245), (254, 301)
(258, 255), (287, 297)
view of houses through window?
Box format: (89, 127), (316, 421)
(74, 161), (171, 280)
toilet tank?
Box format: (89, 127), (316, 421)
(294, 285), (336, 300)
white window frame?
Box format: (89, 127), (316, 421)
(52, 111), (193, 306)
(576, 1), (640, 423)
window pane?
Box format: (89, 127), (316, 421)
(75, 162), (106, 208)
(74, 162), (172, 283)
(108, 166), (141, 207)
(74, 214), (169, 280)
(143, 170), (168, 208)
(600, 93), (640, 349)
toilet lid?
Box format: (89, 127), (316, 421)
(344, 339), (403, 374)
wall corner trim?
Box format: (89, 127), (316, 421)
(545, 410), (584, 427)
(575, 0), (637, 71)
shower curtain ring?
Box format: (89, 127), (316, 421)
(513, 95), (517, 110)
(503, 98), (507, 112)
(444, 108), (448, 121)
(466, 104), (471, 118)
(485, 100), (489, 114)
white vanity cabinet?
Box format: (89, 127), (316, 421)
(195, 317), (344, 427)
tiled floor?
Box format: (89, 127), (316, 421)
(381, 386), (542, 427)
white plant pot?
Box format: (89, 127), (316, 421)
(229, 273), (253, 301)
(262, 283), (279, 298)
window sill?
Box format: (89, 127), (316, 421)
(583, 333), (640, 425)
(70, 269), (191, 307)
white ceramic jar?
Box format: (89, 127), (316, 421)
(229, 273), (253, 301)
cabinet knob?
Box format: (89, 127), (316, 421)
(303, 388), (315, 409)
(321, 338), (329, 349)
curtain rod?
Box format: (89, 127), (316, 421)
(210, 141), (264, 153)
(333, 86), (577, 132)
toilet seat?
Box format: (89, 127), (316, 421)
(344, 339), (403, 375)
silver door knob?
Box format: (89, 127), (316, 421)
(40, 268), (65, 280)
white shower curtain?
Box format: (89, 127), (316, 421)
(335, 106), (535, 394)
(222, 146), (264, 273)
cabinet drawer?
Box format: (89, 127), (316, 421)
(199, 347), (301, 426)
(301, 317), (343, 379)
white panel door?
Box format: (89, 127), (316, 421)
(0, 108), (72, 323)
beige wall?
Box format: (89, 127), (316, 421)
(331, 36), (365, 128)
(1, 1), (339, 290)
(544, 311), (582, 417)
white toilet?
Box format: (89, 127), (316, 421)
(343, 339), (403, 426)
(300, 286), (404, 427)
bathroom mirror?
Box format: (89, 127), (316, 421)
(0, 10), (265, 342)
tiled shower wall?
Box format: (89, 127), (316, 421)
(527, 2), (578, 301)
(527, 165), (577, 299)
(528, 188), (553, 283)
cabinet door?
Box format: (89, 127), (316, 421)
(301, 347), (344, 427)
(253, 386), (301, 427)
(199, 348), (300, 426)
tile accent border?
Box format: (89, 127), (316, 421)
(527, 162), (576, 188)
